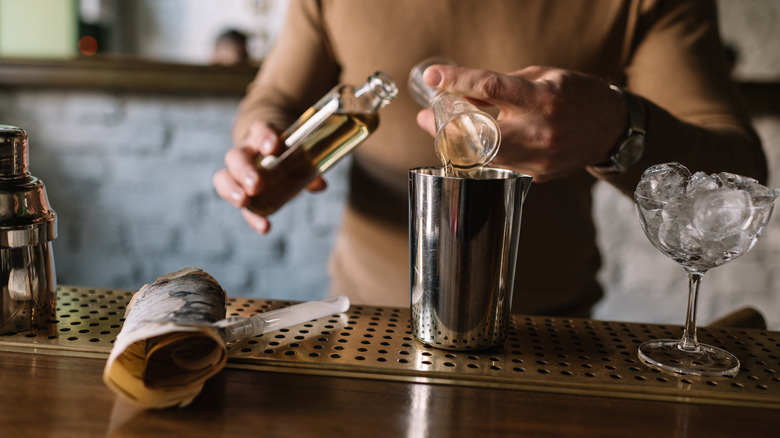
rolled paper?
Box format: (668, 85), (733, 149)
(103, 267), (228, 409)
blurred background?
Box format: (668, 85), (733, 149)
(0, 0), (778, 328)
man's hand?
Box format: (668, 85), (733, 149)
(416, 65), (627, 182)
(213, 121), (326, 234)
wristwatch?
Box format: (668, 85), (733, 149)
(589, 85), (646, 173)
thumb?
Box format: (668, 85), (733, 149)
(423, 65), (533, 108)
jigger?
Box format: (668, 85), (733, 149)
(408, 57), (501, 172)
(0, 125), (57, 334)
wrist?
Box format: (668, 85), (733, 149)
(588, 85), (646, 174)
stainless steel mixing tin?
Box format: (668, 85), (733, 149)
(409, 167), (531, 350)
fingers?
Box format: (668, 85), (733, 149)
(422, 65), (535, 108)
(213, 168), (247, 208)
(306, 176), (328, 192)
(241, 208), (271, 234)
(214, 169), (272, 235)
(416, 109), (436, 137)
(245, 120), (282, 155)
(225, 121), (281, 196)
(223, 147), (263, 196)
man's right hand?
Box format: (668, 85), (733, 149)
(212, 121), (327, 234)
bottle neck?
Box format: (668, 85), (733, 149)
(354, 72), (398, 112)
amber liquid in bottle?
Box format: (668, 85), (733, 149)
(247, 110), (379, 216)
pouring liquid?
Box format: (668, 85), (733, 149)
(437, 117), (489, 178)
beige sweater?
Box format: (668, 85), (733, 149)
(234, 0), (764, 316)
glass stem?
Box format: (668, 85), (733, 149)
(679, 271), (704, 352)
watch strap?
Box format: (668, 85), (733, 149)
(590, 85), (646, 173)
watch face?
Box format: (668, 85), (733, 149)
(616, 135), (645, 169)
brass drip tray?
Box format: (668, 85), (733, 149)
(2, 286), (779, 409)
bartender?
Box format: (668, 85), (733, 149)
(213, 0), (766, 317)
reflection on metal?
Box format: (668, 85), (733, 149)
(1, 286), (779, 409)
(407, 382), (432, 438)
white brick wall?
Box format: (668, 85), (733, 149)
(0, 89), (349, 303)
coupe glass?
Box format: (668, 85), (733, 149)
(634, 163), (779, 377)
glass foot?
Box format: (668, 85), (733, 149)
(638, 339), (740, 377)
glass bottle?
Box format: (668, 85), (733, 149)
(247, 72), (398, 216)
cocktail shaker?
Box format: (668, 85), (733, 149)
(1, 125), (57, 334)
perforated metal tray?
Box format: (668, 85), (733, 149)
(2, 286), (779, 409)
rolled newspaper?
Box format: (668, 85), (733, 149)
(103, 267), (351, 409)
(103, 268), (228, 409)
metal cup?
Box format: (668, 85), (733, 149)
(1, 126), (57, 334)
(409, 167), (531, 350)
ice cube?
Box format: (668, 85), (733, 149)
(693, 188), (752, 237)
(685, 171), (721, 199)
(719, 171), (780, 204)
(657, 199), (700, 254)
(635, 162), (691, 208)
(701, 230), (751, 265)
(718, 172), (758, 191)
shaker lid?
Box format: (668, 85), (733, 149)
(0, 125), (29, 179)
(0, 125), (57, 247)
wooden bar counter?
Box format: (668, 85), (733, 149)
(1, 286), (779, 437)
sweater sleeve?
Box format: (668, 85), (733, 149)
(232, 0), (342, 142)
(599, 0), (766, 195)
